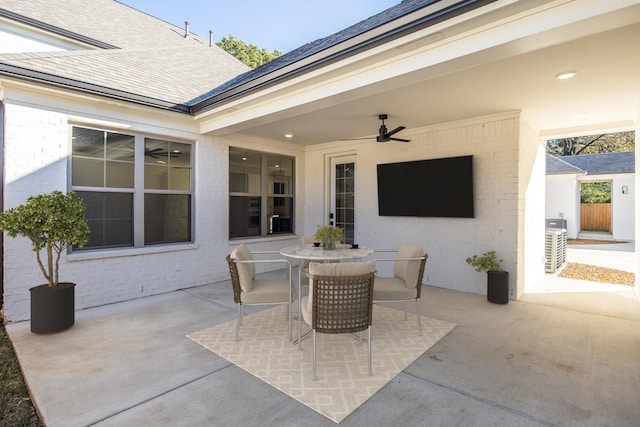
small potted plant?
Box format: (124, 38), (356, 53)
(313, 225), (344, 250)
(466, 250), (509, 304)
(0, 190), (90, 333)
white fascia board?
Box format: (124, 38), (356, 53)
(197, 0), (640, 136)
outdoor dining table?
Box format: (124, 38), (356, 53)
(279, 243), (375, 347)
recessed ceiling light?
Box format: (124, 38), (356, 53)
(284, 133), (294, 138)
(556, 70), (577, 80)
(573, 112), (587, 119)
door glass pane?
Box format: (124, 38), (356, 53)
(335, 162), (355, 244)
(144, 194), (191, 244)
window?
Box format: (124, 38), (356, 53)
(71, 127), (193, 250)
(229, 148), (294, 238)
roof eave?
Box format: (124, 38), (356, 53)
(190, 0), (497, 115)
(0, 8), (119, 50)
(0, 63), (191, 113)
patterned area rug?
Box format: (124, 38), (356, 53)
(187, 305), (455, 423)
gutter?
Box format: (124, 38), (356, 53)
(0, 8), (119, 50)
(0, 0), (496, 115)
(0, 62), (191, 113)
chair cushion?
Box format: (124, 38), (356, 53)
(230, 244), (255, 292)
(373, 277), (418, 300)
(394, 243), (425, 289)
(307, 261), (376, 313)
(241, 279), (293, 304)
(309, 261), (375, 276)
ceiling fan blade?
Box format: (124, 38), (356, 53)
(385, 126), (406, 137)
(390, 137), (411, 143)
(340, 136), (375, 141)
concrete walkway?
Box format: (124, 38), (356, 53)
(6, 245), (639, 427)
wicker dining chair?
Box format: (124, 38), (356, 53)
(297, 236), (341, 291)
(372, 243), (427, 336)
(300, 261), (376, 381)
(227, 244), (294, 342)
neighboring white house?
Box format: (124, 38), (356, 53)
(1, 0), (639, 322)
(546, 152), (635, 240)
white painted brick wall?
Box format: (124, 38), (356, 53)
(303, 112), (536, 297)
(2, 100), (545, 321)
(1, 101), (303, 322)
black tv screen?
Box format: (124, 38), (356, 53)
(377, 155), (474, 218)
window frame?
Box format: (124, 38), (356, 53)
(70, 125), (194, 251)
(229, 147), (295, 239)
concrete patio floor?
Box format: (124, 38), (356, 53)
(6, 243), (639, 427)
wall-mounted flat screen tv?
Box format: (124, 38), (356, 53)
(377, 155), (474, 218)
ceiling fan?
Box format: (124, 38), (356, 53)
(144, 147), (180, 158)
(345, 114), (410, 143)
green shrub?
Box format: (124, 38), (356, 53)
(466, 250), (504, 273)
(0, 191), (89, 287)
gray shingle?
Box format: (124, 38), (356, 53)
(191, 0), (485, 109)
(0, 0), (249, 107)
(546, 154), (585, 175)
(556, 152), (635, 175)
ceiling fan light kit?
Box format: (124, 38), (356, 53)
(375, 114), (410, 143)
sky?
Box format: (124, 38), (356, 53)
(120, 0), (399, 53)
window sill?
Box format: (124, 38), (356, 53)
(68, 243), (199, 262)
(228, 234), (299, 246)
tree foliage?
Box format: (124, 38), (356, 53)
(580, 182), (611, 204)
(547, 131), (634, 156)
(216, 35), (282, 69)
(0, 191), (89, 286)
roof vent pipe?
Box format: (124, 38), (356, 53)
(209, 30), (213, 47)
(184, 21), (189, 39)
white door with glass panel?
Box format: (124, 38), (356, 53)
(330, 156), (356, 244)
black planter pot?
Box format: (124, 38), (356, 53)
(30, 282), (75, 334)
(487, 271), (509, 304)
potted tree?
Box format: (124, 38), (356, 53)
(465, 250), (509, 304)
(0, 190), (90, 333)
(313, 225), (344, 250)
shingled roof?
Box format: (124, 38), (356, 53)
(0, 0), (249, 111)
(546, 152), (635, 175)
(1, 0), (494, 113)
(190, 0), (494, 112)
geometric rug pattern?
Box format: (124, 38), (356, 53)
(187, 305), (456, 423)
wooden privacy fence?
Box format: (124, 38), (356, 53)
(580, 203), (611, 232)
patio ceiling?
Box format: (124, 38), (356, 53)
(197, 1), (640, 145)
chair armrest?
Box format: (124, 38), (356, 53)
(252, 250), (282, 255)
(233, 259), (293, 287)
(233, 259), (292, 267)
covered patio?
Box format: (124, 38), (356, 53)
(7, 245), (639, 426)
